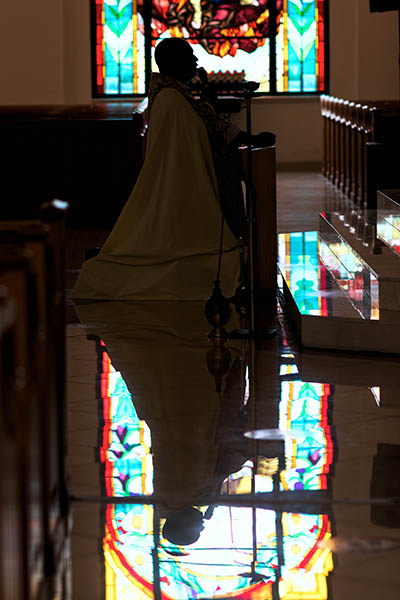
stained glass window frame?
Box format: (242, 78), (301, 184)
(90, 0), (330, 98)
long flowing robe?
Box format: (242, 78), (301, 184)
(71, 87), (240, 301)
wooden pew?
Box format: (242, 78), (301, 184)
(0, 249), (40, 600)
(0, 288), (25, 600)
(40, 199), (69, 529)
(0, 103), (157, 224)
(0, 199), (69, 597)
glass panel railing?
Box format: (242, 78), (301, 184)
(319, 219), (379, 320)
(278, 230), (379, 320)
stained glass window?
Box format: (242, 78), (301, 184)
(92, 0), (328, 96)
(276, 0), (326, 92)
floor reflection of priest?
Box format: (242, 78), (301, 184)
(75, 301), (241, 521)
(75, 299), (285, 546)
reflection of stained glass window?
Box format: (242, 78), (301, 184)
(278, 230), (381, 320)
(278, 231), (329, 316)
(92, 1), (327, 96)
(377, 214), (400, 257)
(319, 237), (380, 320)
(279, 380), (334, 491)
(98, 340), (153, 498)
(93, 338), (334, 599)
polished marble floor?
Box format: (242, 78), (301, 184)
(65, 172), (400, 600)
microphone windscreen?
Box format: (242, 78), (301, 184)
(197, 67), (208, 85)
(245, 81), (260, 92)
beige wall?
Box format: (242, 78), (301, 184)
(231, 96), (322, 164)
(0, 0), (65, 104)
(0, 0), (398, 162)
(333, 0), (399, 101)
(63, 0), (92, 104)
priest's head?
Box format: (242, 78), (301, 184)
(162, 506), (204, 545)
(155, 38), (199, 83)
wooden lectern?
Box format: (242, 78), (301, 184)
(240, 145), (277, 337)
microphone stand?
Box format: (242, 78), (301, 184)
(203, 75), (262, 342)
(230, 81), (259, 339)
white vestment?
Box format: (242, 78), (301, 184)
(72, 88), (240, 301)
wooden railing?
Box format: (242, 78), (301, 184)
(321, 95), (400, 209)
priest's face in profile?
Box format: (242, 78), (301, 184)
(155, 38), (199, 83)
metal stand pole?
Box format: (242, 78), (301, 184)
(230, 83), (259, 339)
(245, 87), (256, 337)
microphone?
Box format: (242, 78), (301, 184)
(243, 81), (260, 93)
(196, 67), (219, 106)
(197, 67), (209, 86)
